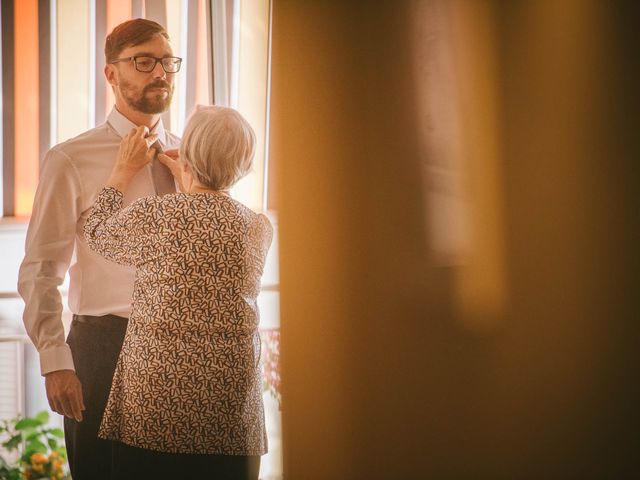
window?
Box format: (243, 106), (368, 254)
(1, 1), (280, 477)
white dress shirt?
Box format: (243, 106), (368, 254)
(18, 107), (180, 375)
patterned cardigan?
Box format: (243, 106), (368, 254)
(83, 186), (272, 455)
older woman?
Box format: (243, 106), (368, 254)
(83, 106), (272, 479)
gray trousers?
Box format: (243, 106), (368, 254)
(64, 314), (128, 480)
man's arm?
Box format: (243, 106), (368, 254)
(17, 148), (85, 421)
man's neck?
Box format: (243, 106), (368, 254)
(115, 104), (161, 129)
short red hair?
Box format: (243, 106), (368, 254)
(104, 18), (169, 63)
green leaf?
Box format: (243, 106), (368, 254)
(25, 431), (42, 441)
(26, 439), (47, 454)
(57, 446), (68, 460)
(2, 434), (22, 450)
(34, 411), (50, 423)
(0, 464), (21, 480)
(14, 418), (42, 430)
(48, 427), (65, 438)
(47, 437), (58, 449)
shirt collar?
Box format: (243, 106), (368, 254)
(106, 107), (168, 145)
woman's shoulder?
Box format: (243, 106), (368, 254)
(125, 193), (195, 221)
(128, 193), (173, 211)
(134, 192), (201, 208)
(231, 200), (273, 230)
(255, 212), (273, 234)
(160, 193), (271, 229)
(245, 211), (273, 250)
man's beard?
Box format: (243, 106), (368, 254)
(119, 78), (174, 114)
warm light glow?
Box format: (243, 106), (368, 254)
(165, 0), (183, 133)
(105, 0), (133, 116)
(411, 1), (507, 329)
(232, 0), (270, 211)
(449, 0), (507, 328)
(57, 0), (91, 143)
(195, 0), (210, 107)
(14, 0), (40, 217)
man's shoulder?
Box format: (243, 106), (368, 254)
(49, 122), (116, 159)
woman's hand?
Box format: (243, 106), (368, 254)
(107, 126), (158, 191)
(158, 149), (187, 192)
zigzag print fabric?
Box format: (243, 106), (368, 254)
(84, 187), (273, 455)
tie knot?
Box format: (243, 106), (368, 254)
(150, 140), (163, 154)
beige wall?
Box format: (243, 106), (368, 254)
(270, 0), (639, 478)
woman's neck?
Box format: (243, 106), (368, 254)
(187, 183), (230, 196)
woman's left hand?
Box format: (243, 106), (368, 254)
(107, 126), (158, 191)
(158, 149), (186, 192)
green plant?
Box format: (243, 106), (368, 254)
(0, 411), (69, 480)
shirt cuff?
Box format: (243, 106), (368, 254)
(39, 344), (75, 376)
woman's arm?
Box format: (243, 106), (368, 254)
(83, 126), (159, 266)
(83, 187), (157, 266)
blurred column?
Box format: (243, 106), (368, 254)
(271, 1), (430, 478)
(271, 0), (639, 478)
(495, 0), (640, 476)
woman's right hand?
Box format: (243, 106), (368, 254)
(115, 126), (157, 176)
(108, 126), (157, 191)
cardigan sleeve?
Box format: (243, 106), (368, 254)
(83, 186), (158, 267)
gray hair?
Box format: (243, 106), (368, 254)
(180, 106), (256, 191)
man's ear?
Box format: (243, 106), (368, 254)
(104, 64), (117, 86)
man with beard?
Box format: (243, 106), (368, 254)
(18, 19), (181, 480)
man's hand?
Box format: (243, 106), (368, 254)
(44, 369), (85, 422)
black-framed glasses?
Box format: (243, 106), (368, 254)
(111, 56), (183, 73)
